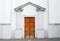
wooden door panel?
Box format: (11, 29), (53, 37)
(25, 32), (30, 36)
(25, 27), (30, 31)
(29, 23), (35, 26)
(25, 18), (30, 22)
(30, 27), (35, 31)
(25, 23), (30, 27)
(25, 17), (35, 38)
(30, 18), (35, 22)
(25, 23), (35, 27)
(30, 32), (35, 36)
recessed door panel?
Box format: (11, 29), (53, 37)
(25, 23), (30, 27)
(30, 27), (35, 31)
(30, 23), (35, 26)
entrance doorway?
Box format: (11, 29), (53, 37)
(24, 17), (35, 38)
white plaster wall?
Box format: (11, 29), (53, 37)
(36, 30), (45, 38)
(0, 0), (11, 24)
(0, 0), (60, 39)
(35, 12), (45, 38)
(11, 11), (16, 30)
(0, 0), (48, 39)
(15, 12), (24, 38)
(22, 5), (37, 16)
(48, 0), (60, 38)
(48, 0), (60, 37)
(0, 25), (3, 39)
(12, 0), (47, 9)
(15, 30), (23, 39)
(0, 0), (60, 24)
(0, 2), (11, 39)
(3, 0), (11, 23)
(57, 25), (60, 38)
(48, 25), (58, 38)
(0, 25), (11, 39)
(48, 24), (60, 38)
(2, 25), (12, 39)
(0, 0), (3, 23)
(49, 0), (60, 23)
(11, 10), (17, 39)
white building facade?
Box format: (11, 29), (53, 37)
(0, 0), (60, 39)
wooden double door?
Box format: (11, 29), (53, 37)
(24, 17), (35, 38)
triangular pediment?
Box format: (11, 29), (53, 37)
(14, 2), (46, 12)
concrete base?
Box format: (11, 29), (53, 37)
(0, 38), (60, 41)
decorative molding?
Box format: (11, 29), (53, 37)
(14, 2), (46, 12)
(49, 23), (60, 25)
(36, 8), (46, 12)
(0, 24), (11, 25)
(14, 8), (23, 12)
